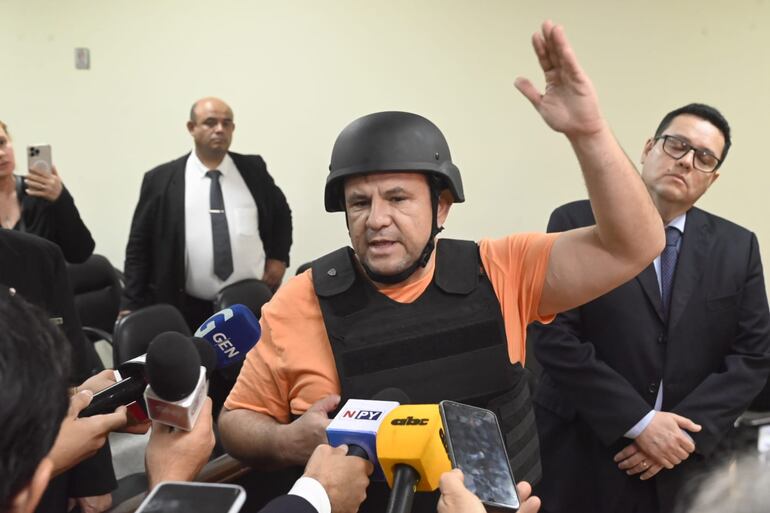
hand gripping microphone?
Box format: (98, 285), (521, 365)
(78, 335), (218, 419)
(78, 354), (148, 418)
(194, 304), (261, 368)
(326, 389), (409, 481)
(144, 332), (216, 431)
(376, 404), (452, 513)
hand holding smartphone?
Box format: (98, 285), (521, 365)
(440, 400), (520, 511)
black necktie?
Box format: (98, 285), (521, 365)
(205, 170), (233, 281)
(660, 226), (681, 320)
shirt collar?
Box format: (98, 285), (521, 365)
(666, 212), (687, 233)
(187, 151), (235, 178)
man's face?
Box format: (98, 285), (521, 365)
(187, 99), (235, 155)
(641, 114), (724, 213)
(0, 126), (16, 178)
(344, 172), (450, 281)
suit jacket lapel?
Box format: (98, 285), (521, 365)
(637, 264), (664, 321)
(166, 157), (187, 284)
(668, 207), (712, 331)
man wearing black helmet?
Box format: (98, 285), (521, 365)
(219, 21), (665, 510)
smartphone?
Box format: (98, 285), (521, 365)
(136, 482), (246, 513)
(440, 400), (520, 511)
(27, 144), (52, 174)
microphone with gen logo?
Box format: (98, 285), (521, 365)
(194, 304), (261, 368)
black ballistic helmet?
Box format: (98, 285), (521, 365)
(325, 111), (465, 212)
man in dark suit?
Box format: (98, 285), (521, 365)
(530, 103), (770, 513)
(121, 97), (292, 330)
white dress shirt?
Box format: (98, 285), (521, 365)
(184, 151), (265, 300)
(288, 477), (330, 513)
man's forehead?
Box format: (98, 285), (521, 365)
(344, 172), (428, 191)
(665, 114), (725, 152)
(195, 101), (233, 120)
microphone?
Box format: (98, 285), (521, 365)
(376, 404), (451, 513)
(78, 353), (148, 418)
(78, 334), (219, 419)
(143, 332), (215, 431)
(190, 337), (218, 379)
(326, 394), (403, 480)
(194, 304), (261, 368)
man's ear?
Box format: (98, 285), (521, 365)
(437, 190), (453, 227)
(9, 457), (53, 513)
(640, 138), (655, 164)
(707, 171), (720, 189)
(186, 120), (195, 134)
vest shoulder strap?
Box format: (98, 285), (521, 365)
(434, 238), (481, 295)
(311, 247), (356, 297)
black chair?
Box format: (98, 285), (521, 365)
(112, 303), (191, 366)
(67, 254), (123, 343)
(214, 279), (273, 320)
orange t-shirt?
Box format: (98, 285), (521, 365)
(225, 232), (559, 423)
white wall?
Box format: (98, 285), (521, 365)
(3, 0), (769, 283)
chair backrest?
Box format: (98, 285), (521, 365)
(67, 254), (122, 334)
(214, 279), (273, 320)
(112, 304), (191, 366)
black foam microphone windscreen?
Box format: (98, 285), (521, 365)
(191, 337), (218, 378)
(146, 332), (201, 401)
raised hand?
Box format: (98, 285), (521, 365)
(515, 20), (605, 138)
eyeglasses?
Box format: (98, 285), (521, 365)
(654, 134), (721, 173)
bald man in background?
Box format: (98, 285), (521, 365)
(122, 97), (292, 412)
(122, 97), (292, 325)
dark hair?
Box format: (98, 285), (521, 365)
(654, 103), (732, 166)
(189, 101), (198, 123)
(0, 289), (71, 510)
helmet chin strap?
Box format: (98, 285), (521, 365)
(360, 184), (443, 285)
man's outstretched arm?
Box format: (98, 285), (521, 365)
(516, 21), (664, 316)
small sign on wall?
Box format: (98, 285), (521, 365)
(75, 48), (90, 70)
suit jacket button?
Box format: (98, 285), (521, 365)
(648, 383), (658, 394)
(657, 333), (666, 344)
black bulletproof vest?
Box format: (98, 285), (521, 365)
(312, 238), (542, 489)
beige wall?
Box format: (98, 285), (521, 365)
(3, 0), (769, 284)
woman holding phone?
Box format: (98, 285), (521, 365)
(0, 119), (94, 263)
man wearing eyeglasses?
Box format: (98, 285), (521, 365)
(529, 103), (770, 513)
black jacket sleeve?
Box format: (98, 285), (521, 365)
(258, 494), (318, 513)
(21, 181), (95, 264)
(121, 172), (159, 310)
(251, 156), (292, 266)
